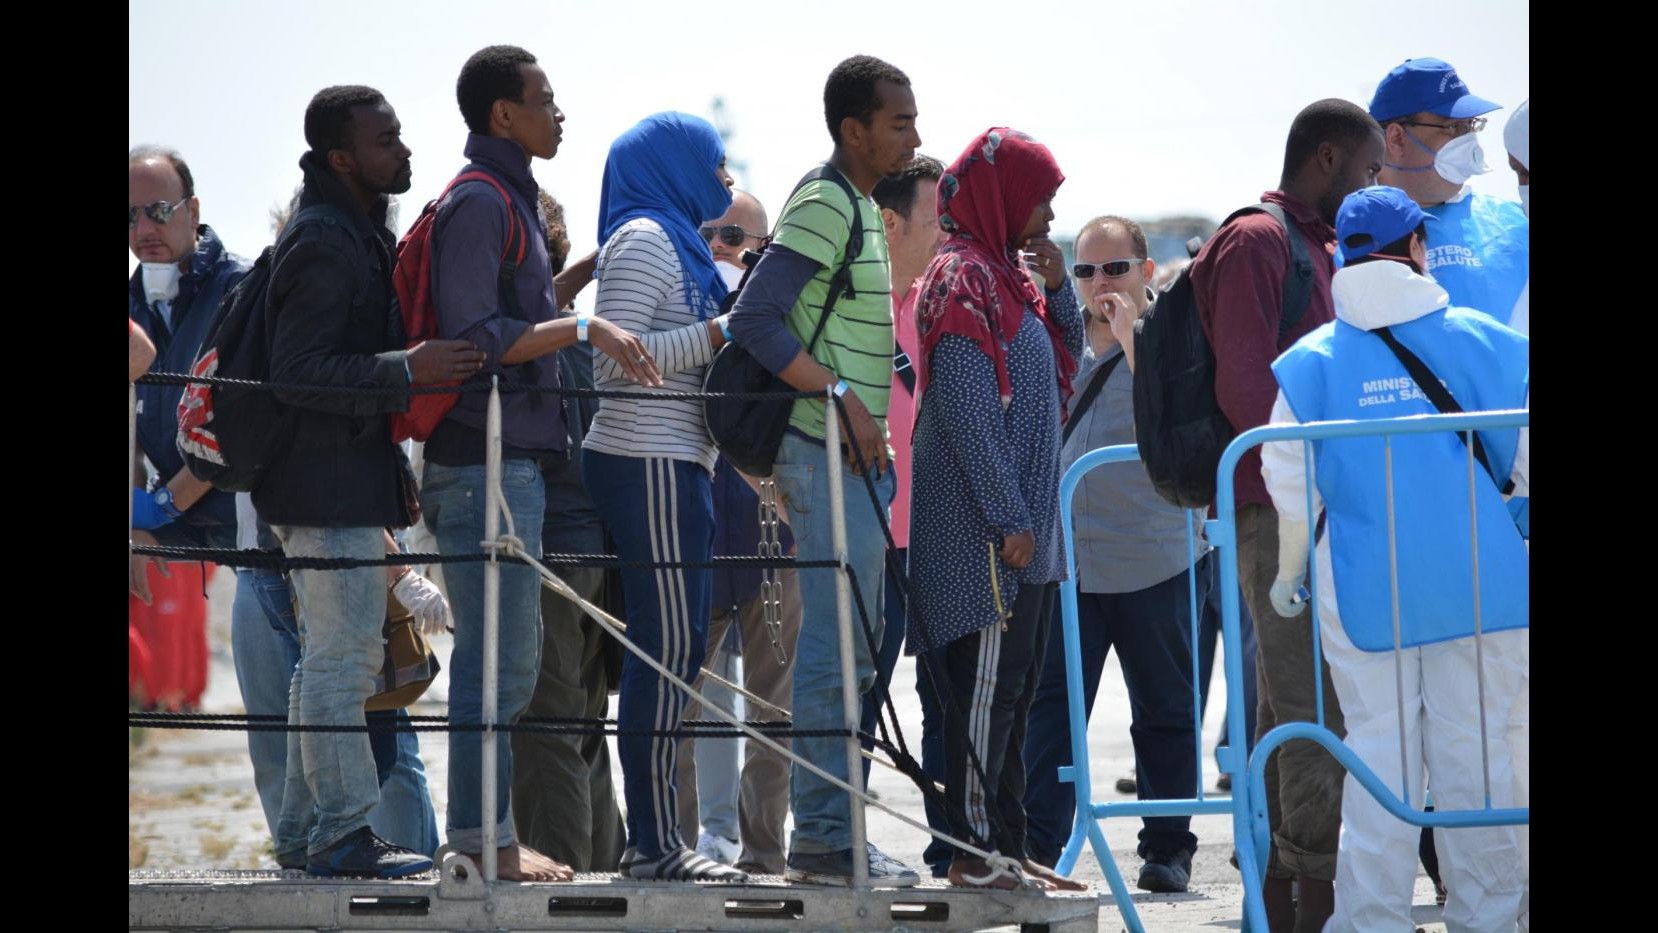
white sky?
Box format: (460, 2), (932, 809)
(130, 0), (1528, 302)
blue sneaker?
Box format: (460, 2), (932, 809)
(306, 827), (432, 879)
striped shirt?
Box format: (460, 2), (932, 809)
(771, 168), (894, 441)
(583, 219), (721, 473)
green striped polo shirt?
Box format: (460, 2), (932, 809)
(772, 166), (894, 441)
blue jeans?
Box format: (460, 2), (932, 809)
(585, 451), (714, 859)
(1022, 554), (1213, 865)
(246, 568), (439, 857)
(772, 432), (895, 855)
(423, 459), (545, 853)
(271, 525), (389, 854)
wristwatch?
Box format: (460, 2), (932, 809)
(152, 485), (183, 520)
(576, 309), (594, 343)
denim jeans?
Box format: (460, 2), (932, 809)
(245, 567), (439, 857)
(271, 525), (388, 854)
(771, 432), (894, 855)
(423, 459), (545, 853)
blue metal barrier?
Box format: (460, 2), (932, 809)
(1213, 410), (1530, 933)
(1056, 410), (1527, 931)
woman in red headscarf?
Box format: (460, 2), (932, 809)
(905, 128), (1085, 890)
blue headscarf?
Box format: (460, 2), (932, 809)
(597, 112), (733, 318)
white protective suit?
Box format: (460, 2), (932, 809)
(1262, 260), (1529, 933)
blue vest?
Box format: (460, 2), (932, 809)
(1273, 307), (1529, 651)
(1424, 193), (1529, 326)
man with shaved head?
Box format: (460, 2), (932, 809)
(703, 189), (770, 287)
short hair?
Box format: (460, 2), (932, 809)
(128, 145), (195, 199)
(1281, 98), (1382, 181)
(537, 189), (571, 275)
(1077, 215), (1149, 260)
(823, 55), (910, 145)
(304, 85), (387, 154)
(458, 45), (538, 135)
(1345, 222), (1427, 273)
(872, 154), (944, 220)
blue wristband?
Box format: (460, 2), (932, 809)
(832, 379), (849, 398)
(718, 317), (732, 341)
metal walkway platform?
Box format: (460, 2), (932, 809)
(129, 857), (1102, 932)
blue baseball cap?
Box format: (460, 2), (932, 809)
(1335, 186), (1436, 264)
(1368, 58), (1501, 122)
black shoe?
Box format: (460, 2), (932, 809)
(1216, 772), (1232, 792)
(306, 827), (433, 879)
(1137, 849), (1192, 893)
(1115, 768), (1138, 794)
(276, 848), (307, 870)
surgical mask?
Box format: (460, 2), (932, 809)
(1518, 184), (1529, 216)
(716, 260), (746, 292)
(1393, 127), (1492, 186)
(141, 262), (182, 304)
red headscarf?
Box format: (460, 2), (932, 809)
(914, 128), (1075, 416)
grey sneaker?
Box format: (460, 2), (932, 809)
(786, 846), (919, 887)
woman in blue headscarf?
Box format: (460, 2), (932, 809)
(580, 111), (747, 882)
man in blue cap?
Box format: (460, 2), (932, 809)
(1370, 58), (1529, 330)
(1261, 185), (1529, 932)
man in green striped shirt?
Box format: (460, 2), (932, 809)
(727, 53), (921, 887)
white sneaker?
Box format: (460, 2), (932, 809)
(695, 831), (741, 866)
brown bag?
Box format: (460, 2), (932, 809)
(366, 580), (441, 712)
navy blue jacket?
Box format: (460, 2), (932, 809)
(129, 225), (252, 528)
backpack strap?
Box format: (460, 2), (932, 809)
(1374, 326), (1515, 495)
(793, 163), (865, 354)
(1061, 351), (1124, 446)
(1219, 203), (1315, 342)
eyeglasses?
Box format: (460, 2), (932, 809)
(1071, 258), (1145, 279)
(128, 197), (189, 228)
(699, 224), (767, 248)
(1397, 116), (1487, 138)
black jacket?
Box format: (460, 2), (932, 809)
(252, 152), (413, 528)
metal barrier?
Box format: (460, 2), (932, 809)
(1210, 410), (1531, 932)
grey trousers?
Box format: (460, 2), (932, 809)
(675, 567), (802, 874)
(509, 568), (626, 871)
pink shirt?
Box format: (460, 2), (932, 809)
(888, 283), (920, 549)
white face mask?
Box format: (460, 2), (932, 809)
(141, 262), (182, 304)
(1434, 133), (1491, 185)
(1395, 126), (1492, 187)
(716, 260), (746, 292)
(1518, 184), (1529, 217)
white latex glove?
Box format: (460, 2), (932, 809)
(393, 571), (451, 636)
(1270, 516), (1310, 618)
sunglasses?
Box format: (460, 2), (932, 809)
(1071, 258), (1145, 279)
(699, 224), (767, 248)
(128, 197), (189, 228)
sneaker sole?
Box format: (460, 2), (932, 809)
(308, 859), (433, 879)
(785, 867), (921, 888)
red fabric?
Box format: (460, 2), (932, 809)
(1190, 190), (1336, 510)
(128, 562), (212, 709)
(915, 128), (1074, 414)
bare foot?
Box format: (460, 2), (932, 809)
(1021, 859), (1088, 891)
(457, 843), (574, 882)
(947, 858), (1051, 891)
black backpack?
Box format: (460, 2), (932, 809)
(176, 205), (347, 492)
(1131, 203), (1314, 509)
(702, 164), (863, 476)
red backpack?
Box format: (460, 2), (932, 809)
(390, 171), (527, 443)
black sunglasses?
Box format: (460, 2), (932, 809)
(1071, 258), (1145, 279)
(128, 197), (189, 229)
(699, 224), (767, 248)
